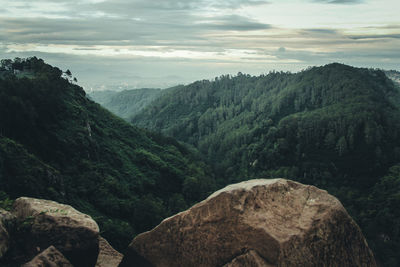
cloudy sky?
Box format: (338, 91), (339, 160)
(0, 0), (399, 90)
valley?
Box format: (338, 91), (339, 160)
(0, 58), (399, 266)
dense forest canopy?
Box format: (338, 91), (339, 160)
(1, 58), (400, 266)
(132, 63), (400, 266)
(385, 70), (400, 85)
(0, 57), (216, 251)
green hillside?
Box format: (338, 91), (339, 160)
(385, 70), (400, 86)
(0, 57), (216, 250)
(132, 63), (400, 266)
(89, 88), (162, 119)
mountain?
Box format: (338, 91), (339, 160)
(89, 88), (162, 119)
(132, 63), (400, 266)
(0, 57), (216, 250)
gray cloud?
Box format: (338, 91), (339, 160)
(313, 0), (364, 4)
(0, 12), (271, 48)
(302, 29), (338, 34)
(203, 0), (270, 8)
(1, 0), (399, 89)
(349, 34), (400, 39)
(93, 0), (269, 15)
(367, 25), (400, 30)
(73, 47), (102, 51)
(196, 15), (272, 31)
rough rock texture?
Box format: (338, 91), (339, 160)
(96, 236), (123, 267)
(224, 250), (274, 267)
(21, 245), (73, 267)
(13, 197), (99, 267)
(0, 223), (8, 258)
(0, 209), (14, 259)
(0, 217), (9, 259)
(0, 208), (16, 226)
(120, 178), (377, 267)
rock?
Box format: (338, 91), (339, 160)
(0, 209), (14, 259)
(21, 245), (73, 267)
(96, 236), (123, 267)
(13, 197), (99, 267)
(0, 208), (16, 226)
(0, 220), (9, 259)
(120, 179), (377, 267)
(224, 250), (274, 267)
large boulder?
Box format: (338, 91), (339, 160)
(0, 223), (8, 259)
(96, 236), (123, 267)
(120, 178), (376, 267)
(12, 197), (99, 267)
(224, 250), (273, 267)
(0, 213), (9, 259)
(0, 208), (15, 259)
(21, 245), (73, 267)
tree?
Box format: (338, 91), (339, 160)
(336, 136), (348, 156)
(65, 69), (72, 78)
(1, 59), (12, 70)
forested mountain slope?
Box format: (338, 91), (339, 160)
(385, 70), (400, 85)
(0, 57), (216, 250)
(132, 63), (400, 266)
(89, 88), (162, 119)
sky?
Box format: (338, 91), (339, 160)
(0, 0), (399, 90)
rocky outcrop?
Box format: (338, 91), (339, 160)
(120, 178), (376, 267)
(96, 236), (123, 267)
(0, 223), (8, 259)
(0, 209), (11, 259)
(224, 250), (273, 267)
(21, 245), (73, 267)
(0, 208), (16, 260)
(13, 197), (100, 267)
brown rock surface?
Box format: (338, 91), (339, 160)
(224, 250), (274, 267)
(96, 236), (123, 267)
(21, 245), (73, 267)
(13, 197), (99, 267)
(120, 178), (376, 267)
(0, 208), (16, 225)
(0, 220), (9, 259)
(0, 208), (14, 259)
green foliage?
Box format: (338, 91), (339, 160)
(16, 215), (35, 234)
(0, 191), (13, 211)
(2, 58), (399, 265)
(385, 70), (400, 87)
(0, 57), (216, 251)
(357, 165), (400, 267)
(132, 63), (400, 265)
(0, 137), (65, 200)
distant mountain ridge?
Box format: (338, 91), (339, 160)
(132, 63), (400, 266)
(89, 88), (162, 119)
